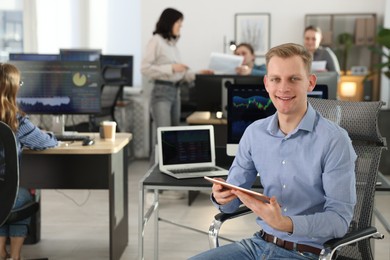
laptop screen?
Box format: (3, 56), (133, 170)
(160, 129), (213, 165)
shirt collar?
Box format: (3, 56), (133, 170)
(267, 102), (316, 135)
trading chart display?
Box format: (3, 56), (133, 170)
(227, 84), (276, 144)
(11, 60), (102, 115)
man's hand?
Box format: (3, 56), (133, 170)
(231, 190), (293, 233)
(235, 65), (251, 75)
(211, 178), (237, 205)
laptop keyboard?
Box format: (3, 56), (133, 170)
(170, 167), (219, 174)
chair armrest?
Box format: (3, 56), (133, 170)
(6, 201), (39, 224)
(320, 226), (384, 259)
(214, 206), (252, 222)
(209, 206), (253, 248)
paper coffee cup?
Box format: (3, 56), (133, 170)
(101, 121), (117, 141)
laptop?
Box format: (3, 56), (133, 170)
(157, 125), (228, 179)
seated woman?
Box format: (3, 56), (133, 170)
(0, 63), (58, 260)
(234, 43), (266, 76)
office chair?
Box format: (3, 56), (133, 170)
(88, 64), (127, 132)
(0, 121), (45, 259)
(208, 98), (386, 260)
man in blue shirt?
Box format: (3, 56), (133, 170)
(190, 43), (356, 260)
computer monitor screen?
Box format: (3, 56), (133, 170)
(227, 83), (276, 156)
(308, 84), (328, 99)
(314, 71), (338, 99)
(11, 60), (102, 115)
(60, 48), (101, 61)
(9, 53), (60, 61)
(192, 75), (264, 116)
(100, 55), (133, 87)
(226, 83), (328, 156)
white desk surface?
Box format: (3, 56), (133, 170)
(23, 132), (132, 155)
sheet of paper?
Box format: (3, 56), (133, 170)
(312, 60), (327, 72)
(208, 52), (244, 74)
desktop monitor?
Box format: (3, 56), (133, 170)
(59, 48), (101, 61)
(11, 60), (102, 134)
(100, 55), (133, 87)
(314, 71), (339, 99)
(9, 53), (60, 61)
(226, 83), (276, 156)
(192, 75), (264, 117)
(226, 83), (328, 156)
(308, 84), (329, 99)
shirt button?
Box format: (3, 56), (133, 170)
(284, 208), (287, 212)
(282, 160), (286, 165)
(283, 184), (286, 189)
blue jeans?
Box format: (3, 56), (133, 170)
(149, 83), (181, 164)
(0, 187), (32, 237)
(189, 232), (318, 260)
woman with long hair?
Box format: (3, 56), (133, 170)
(0, 63), (57, 260)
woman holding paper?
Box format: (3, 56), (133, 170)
(141, 8), (211, 198)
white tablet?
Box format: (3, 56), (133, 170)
(204, 176), (270, 203)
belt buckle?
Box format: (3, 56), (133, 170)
(273, 236), (278, 244)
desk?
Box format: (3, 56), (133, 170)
(138, 163), (260, 260)
(21, 133), (132, 260)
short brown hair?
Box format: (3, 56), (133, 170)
(304, 25), (322, 35)
(265, 43), (312, 74)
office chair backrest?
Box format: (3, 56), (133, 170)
(0, 121), (19, 227)
(308, 98), (386, 259)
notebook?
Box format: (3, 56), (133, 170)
(157, 125), (228, 179)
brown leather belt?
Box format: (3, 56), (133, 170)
(259, 230), (322, 256)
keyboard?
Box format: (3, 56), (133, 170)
(55, 134), (90, 142)
(169, 167), (220, 174)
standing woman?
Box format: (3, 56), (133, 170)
(141, 7), (211, 162)
(0, 63), (58, 260)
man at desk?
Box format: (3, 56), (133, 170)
(190, 43), (356, 259)
(303, 25), (341, 75)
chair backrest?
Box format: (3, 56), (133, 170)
(308, 98), (386, 259)
(0, 121), (19, 227)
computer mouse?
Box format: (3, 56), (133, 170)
(82, 138), (95, 146)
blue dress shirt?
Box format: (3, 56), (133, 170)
(218, 104), (357, 249)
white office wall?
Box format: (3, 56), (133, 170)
(29, 0), (142, 87)
(141, 0), (386, 73)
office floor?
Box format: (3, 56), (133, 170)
(20, 159), (390, 260)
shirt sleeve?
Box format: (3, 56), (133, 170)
(289, 130), (356, 239)
(141, 36), (173, 80)
(17, 116), (58, 151)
